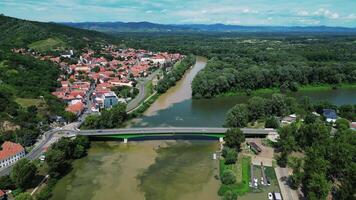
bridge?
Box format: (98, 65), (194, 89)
(78, 127), (276, 142)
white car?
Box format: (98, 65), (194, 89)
(268, 192), (273, 200)
(39, 155), (46, 161)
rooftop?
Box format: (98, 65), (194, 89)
(0, 141), (25, 161)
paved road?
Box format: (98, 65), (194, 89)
(126, 69), (160, 112)
(275, 167), (299, 200)
(79, 127), (275, 136)
(0, 124), (79, 176)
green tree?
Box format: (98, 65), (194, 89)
(224, 148), (238, 165)
(45, 149), (70, 178)
(221, 170), (236, 185)
(265, 116), (280, 128)
(0, 175), (15, 189)
(247, 96), (269, 121)
(335, 118), (349, 130)
(225, 104), (249, 128)
(10, 159), (37, 189)
(223, 190), (236, 200)
(304, 173), (331, 200)
(224, 128), (245, 152)
(270, 94), (289, 117)
(15, 192), (33, 200)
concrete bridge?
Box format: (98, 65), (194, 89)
(78, 127), (276, 143)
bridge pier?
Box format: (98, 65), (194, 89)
(124, 138), (128, 143)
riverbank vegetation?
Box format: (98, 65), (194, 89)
(218, 128), (250, 199)
(115, 33), (356, 98)
(0, 136), (90, 199)
(82, 103), (128, 129)
(276, 120), (355, 199)
(156, 55), (195, 93)
(225, 94), (356, 128)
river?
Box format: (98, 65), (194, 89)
(130, 57), (356, 127)
(51, 56), (356, 200)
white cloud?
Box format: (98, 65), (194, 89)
(314, 8), (339, 19)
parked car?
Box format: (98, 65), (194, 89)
(39, 155), (46, 161)
(268, 192), (273, 200)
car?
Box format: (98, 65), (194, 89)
(268, 192), (273, 200)
(39, 155), (46, 161)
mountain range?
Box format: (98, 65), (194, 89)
(62, 21), (356, 33)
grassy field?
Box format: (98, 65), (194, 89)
(218, 83), (356, 97)
(218, 156), (251, 197)
(28, 37), (67, 51)
(15, 98), (42, 107)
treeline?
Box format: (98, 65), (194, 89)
(0, 136), (90, 200)
(225, 94), (356, 128)
(82, 103), (128, 129)
(156, 55), (195, 93)
(0, 15), (112, 50)
(0, 50), (74, 148)
(113, 33), (356, 98)
(277, 121), (355, 199)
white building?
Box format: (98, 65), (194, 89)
(0, 141), (25, 168)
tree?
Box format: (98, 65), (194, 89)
(304, 173), (331, 200)
(270, 94), (289, 117)
(10, 159), (37, 189)
(247, 97), (269, 121)
(15, 192), (34, 200)
(45, 149), (70, 177)
(225, 104), (249, 128)
(0, 175), (15, 189)
(335, 118), (349, 130)
(265, 116), (280, 128)
(224, 128), (245, 152)
(224, 148), (238, 165)
(223, 190), (236, 200)
(221, 170), (236, 185)
(304, 113), (317, 124)
(338, 104), (355, 121)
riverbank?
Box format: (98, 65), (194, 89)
(216, 83), (356, 98)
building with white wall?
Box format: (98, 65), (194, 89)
(0, 141), (25, 168)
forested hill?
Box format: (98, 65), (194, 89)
(62, 21), (356, 34)
(0, 15), (112, 50)
(0, 15), (113, 146)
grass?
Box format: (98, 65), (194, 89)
(218, 156), (251, 196)
(144, 80), (154, 99)
(15, 97), (42, 107)
(28, 37), (67, 51)
(218, 83), (356, 98)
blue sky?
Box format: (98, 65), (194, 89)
(1, 0), (356, 27)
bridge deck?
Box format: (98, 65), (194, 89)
(79, 127), (275, 136)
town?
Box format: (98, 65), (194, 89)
(13, 45), (183, 116)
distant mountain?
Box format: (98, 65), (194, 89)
(61, 21), (356, 33)
(0, 15), (112, 49)
(62, 21), (194, 33)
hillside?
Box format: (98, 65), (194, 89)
(0, 15), (112, 50)
(0, 15), (114, 146)
(62, 21), (356, 34)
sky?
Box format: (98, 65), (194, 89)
(1, 0), (356, 27)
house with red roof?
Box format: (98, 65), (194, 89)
(65, 102), (84, 115)
(0, 141), (25, 168)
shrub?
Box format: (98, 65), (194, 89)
(221, 170), (236, 185)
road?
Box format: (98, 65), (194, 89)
(275, 167), (299, 200)
(126, 69), (160, 112)
(0, 123), (79, 176)
(79, 127), (275, 136)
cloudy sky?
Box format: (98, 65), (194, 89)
(1, 0), (356, 27)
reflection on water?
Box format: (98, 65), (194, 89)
(132, 88), (356, 128)
(144, 56), (207, 116)
(50, 141), (219, 200)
